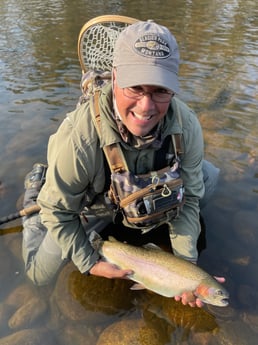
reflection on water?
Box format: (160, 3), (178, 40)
(0, 0), (257, 344)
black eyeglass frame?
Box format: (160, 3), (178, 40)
(123, 87), (175, 103)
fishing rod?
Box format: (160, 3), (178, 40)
(0, 205), (41, 226)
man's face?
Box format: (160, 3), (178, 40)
(113, 71), (172, 137)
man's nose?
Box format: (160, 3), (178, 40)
(137, 93), (156, 111)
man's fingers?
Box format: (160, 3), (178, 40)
(214, 276), (225, 283)
(174, 293), (204, 308)
(195, 298), (204, 308)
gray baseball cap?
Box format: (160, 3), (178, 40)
(113, 20), (180, 93)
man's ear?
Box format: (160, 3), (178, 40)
(112, 68), (117, 84)
(112, 68), (117, 95)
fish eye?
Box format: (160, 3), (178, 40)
(216, 290), (224, 296)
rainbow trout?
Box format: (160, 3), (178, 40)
(90, 233), (229, 307)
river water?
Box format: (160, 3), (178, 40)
(0, 0), (257, 344)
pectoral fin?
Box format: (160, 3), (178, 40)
(130, 283), (146, 290)
(143, 243), (162, 250)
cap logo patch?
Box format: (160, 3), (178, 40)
(134, 34), (170, 58)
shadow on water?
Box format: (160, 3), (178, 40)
(0, 0), (258, 344)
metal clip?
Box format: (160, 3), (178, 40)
(151, 175), (160, 187)
(161, 184), (172, 197)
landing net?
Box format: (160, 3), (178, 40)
(78, 15), (138, 73)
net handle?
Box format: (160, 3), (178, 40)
(78, 14), (138, 73)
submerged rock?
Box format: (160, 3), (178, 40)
(0, 304), (14, 334)
(8, 296), (48, 330)
(0, 282), (49, 336)
(0, 244), (15, 295)
(141, 293), (218, 333)
(96, 292), (220, 345)
(56, 323), (99, 345)
(97, 319), (162, 345)
(0, 328), (56, 345)
(5, 283), (39, 309)
(51, 262), (136, 324)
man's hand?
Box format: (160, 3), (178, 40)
(174, 291), (204, 308)
(89, 260), (133, 279)
(174, 276), (226, 308)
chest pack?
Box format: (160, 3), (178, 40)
(90, 90), (185, 232)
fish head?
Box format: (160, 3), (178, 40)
(194, 283), (229, 307)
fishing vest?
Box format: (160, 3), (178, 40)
(90, 90), (185, 232)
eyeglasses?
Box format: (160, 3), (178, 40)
(123, 87), (174, 103)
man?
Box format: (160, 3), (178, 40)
(22, 20), (222, 307)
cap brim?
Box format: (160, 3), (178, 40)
(115, 64), (179, 94)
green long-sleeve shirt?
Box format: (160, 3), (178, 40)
(38, 84), (204, 273)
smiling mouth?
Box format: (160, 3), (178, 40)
(133, 112), (153, 121)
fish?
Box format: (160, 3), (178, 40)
(90, 232), (229, 307)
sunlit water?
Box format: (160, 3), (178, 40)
(0, 0), (257, 344)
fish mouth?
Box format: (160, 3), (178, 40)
(197, 292), (229, 307)
(214, 296), (229, 307)
(217, 290), (230, 307)
(201, 297), (229, 307)
(218, 298), (229, 307)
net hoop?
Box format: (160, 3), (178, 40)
(78, 15), (138, 73)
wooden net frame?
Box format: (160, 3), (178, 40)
(78, 15), (138, 73)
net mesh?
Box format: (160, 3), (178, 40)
(79, 21), (132, 72)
